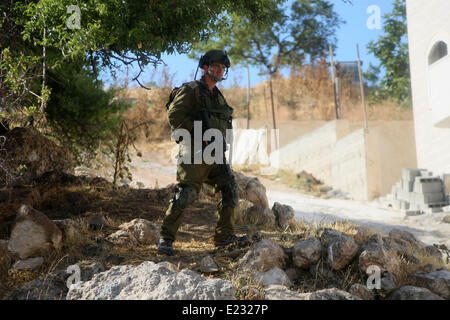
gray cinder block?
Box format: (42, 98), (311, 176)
(402, 168), (424, 182)
(442, 174), (450, 196)
(410, 192), (445, 204)
(413, 177), (444, 193)
(401, 179), (415, 192)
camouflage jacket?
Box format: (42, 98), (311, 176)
(166, 77), (233, 140)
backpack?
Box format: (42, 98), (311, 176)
(165, 81), (200, 111)
(165, 80), (233, 122)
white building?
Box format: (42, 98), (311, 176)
(406, 0), (450, 174)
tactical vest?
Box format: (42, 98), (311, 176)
(166, 80), (233, 137)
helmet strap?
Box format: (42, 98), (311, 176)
(205, 64), (229, 82)
(194, 65), (200, 80)
(207, 70), (222, 82)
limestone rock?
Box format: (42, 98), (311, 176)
(12, 257), (44, 270)
(158, 261), (178, 273)
(411, 269), (450, 299)
(327, 235), (359, 270)
(7, 261), (105, 300)
(318, 228), (343, 247)
(238, 206), (276, 229)
(107, 219), (159, 246)
(118, 219), (159, 245)
(199, 256), (219, 273)
(388, 229), (421, 245)
(389, 286), (444, 300)
(423, 245), (444, 263)
(238, 239), (286, 272)
(272, 202), (295, 230)
(253, 267), (292, 287)
(8, 204), (62, 259)
(292, 238), (322, 269)
(359, 242), (401, 278)
(106, 230), (132, 245)
(349, 283), (375, 300)
(385, 229), (427, 258)
(264, 286), (361, 300)
(264, 285), (305, 300)
(1, 127), (74, 183)
(304, 288), (361, 300)
(363, 233), (384, 248)
(380, 271), (398, 292)
(66, 261), (236, 300)
(351, 226), (373, 244)
(233, 171), (269, 209)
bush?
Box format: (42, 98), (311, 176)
(44, 59), (131, 165)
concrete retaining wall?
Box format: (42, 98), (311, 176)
(265, 120), (417, 201)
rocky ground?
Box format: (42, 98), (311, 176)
(0, 128), (449, 300)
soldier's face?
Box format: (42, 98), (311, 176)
(207, 62), (226, 81)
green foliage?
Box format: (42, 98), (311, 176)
(1, 0), (279, 164)
(45, 58), (130, 164)
(366, 0), (411, 106)
(190, 0), (343, 76)
(5, 0), (280, 76)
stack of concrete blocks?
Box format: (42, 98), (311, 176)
(385, 168), (448, 215)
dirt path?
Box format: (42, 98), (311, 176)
(129, 141), (450, 247)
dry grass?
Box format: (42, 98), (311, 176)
(2, 173), (447, 300)
(121, 67), (175, 142)
(231, 273), (266, 300)
(122, 64), (412, 146)
(233, 166), (332, 198)
(222, 65), (412, 123)
(396, 250), (450, 287)
(0, 249), (11, 297)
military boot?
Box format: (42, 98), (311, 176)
(157, 238), (174, 255)
(214, 234), (249, 248)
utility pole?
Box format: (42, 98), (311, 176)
(357, 44), (368, 132)
(335, 62), (342, 119)
(263, 83), (269, 125)
(268, 75), (278, 150)
(246, 65), (250, 129)
(329, 44), (340, 119)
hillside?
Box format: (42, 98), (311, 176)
(0, 127), (448, 301)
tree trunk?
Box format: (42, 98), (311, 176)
(268, 75), (278, 151)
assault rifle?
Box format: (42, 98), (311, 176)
(199, 108), (232, 176)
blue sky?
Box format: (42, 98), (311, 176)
(102, 0), (396, 89)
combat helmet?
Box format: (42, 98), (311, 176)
(195, 49), (230, 81)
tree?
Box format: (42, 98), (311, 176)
(44, 57), (129, 162)
(192, 0), (342, 76)
(0, 0), (280, 162)
(190, 0), (343, 135)
(365, 0), (411, 106)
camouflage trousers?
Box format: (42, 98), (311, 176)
(160, 161), (239, 243)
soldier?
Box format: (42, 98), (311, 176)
(157, 49), (248, 255)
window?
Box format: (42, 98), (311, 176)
(428, 41), (448, 65)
